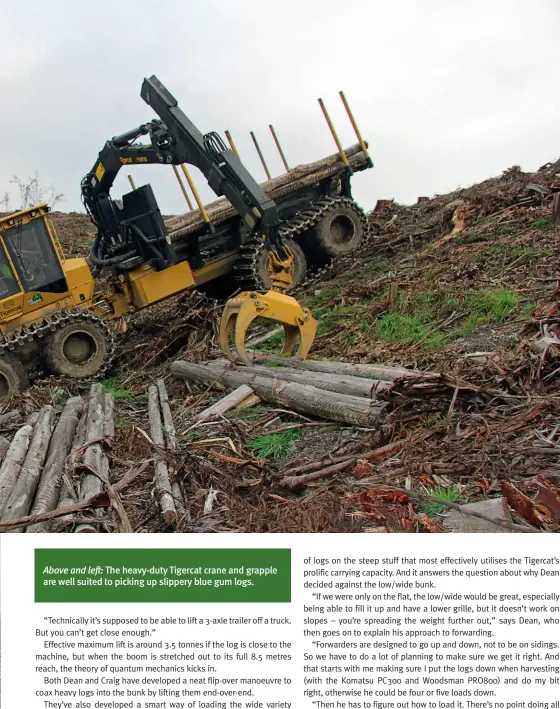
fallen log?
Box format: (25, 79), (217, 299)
(0, 425), (33, 513)
(0, 460), (151, 533)
(0, 410), (22, 428)
(194, 384), (255, 423)
(157, 379), (178, 450)
(205, 361), (389, 398)
(78, 385), (106, 501)
(148, 385), (177, 525)
(1, 407), (54, 529)
(0, 436), (10, 465)
(248, 355), (429, 382)
(27, 397), (85, 532)
(103, 394), (115, 442)
(75, 385), (110, 533)
(171, 361), (388, 426)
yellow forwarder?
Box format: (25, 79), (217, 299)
(0, 76), (372, 402)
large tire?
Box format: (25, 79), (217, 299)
(0, 354), (28, 404)
(45, 320), (109, 379)
(254, 238), (307, 291)
(306, 204), (364, 265)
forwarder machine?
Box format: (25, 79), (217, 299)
(0, 76), (371, 403)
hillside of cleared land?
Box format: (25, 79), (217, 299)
(3, 159), (559, 533)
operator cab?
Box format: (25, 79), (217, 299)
(0, 205), (67, 301)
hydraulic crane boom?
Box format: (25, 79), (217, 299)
(81, 75), (316, 363)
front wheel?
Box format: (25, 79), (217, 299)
(45, 319), (109, 379)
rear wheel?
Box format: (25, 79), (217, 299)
(306, 204), (364, 265)
(45, 319), (109, 379)
(0, 354), (28, 404)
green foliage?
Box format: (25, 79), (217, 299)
(258, 331), (286, 353)
(466, 288), (517, 323)
(425, 412), (446, 428)
(532, 217), (551, 229)
(49, 387), (69, 406)
(101, 377), (133, 401)
(418, 485), (466, 518)
(497, 226), (516, 235)
(375, 313), (446, 350)
(520, 302), (537, 317)
(226, 404), (268, 421)
(460, 232), (491, 244)
(249, 429), (302, 460)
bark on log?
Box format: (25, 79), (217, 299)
(148, 386), (177, 525)
(166, 144), (367, 240)
(78, 384), (106, 503)
(103, 394), (115, 443)
(74, 385), (109, 533)
(205, 361), (388, 398)
(194, 384), (255, 423)
(52, 413), (89, 532)
(0, 425), (33, 514)
(1, 407), (54, 529)
(26, 411), (40, 427)
(246, 355), (428, 382)
(171, 361), (388, 426)
(27, 397), (85, 532)
(0, 410), (22, 428)
(76, 454), (109, 534)
(0, 436), (10, 465)
(156, 379), (178, 450)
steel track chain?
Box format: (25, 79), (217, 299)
(0, 308), (117, 395)
(232, 196), (371, 294)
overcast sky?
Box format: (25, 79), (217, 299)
(1, 0), (558, 215)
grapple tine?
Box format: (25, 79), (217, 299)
(281, 324), (300, 356)
(219, 290), (318, 365)
(233, 300), (262, 366)
(296, 316), (317, 359)
(219, 300), (241, 363)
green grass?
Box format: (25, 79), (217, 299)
(466, 288), (517, 322)
(249, 429), (302, 460)
(458, 232), (492, 244)
(374, 287), (518, 350)
(101, 376), (133, 401)
(498, 226), (516, 235)
(226, 404), (268, 421)
(418, 485), (466, 518)
(532, 217), (551, 229)
(375, 313), (445, 350)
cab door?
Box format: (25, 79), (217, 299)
(0, 241), (24, 324)
(2, 217), (69, 316)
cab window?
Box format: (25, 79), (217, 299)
(0, 241), (21, 299)
(3, 219), (66, 293)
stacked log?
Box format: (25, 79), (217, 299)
(27, 397), (85, 532)
(75, 384), (113, 533)
(1, 407), (54, 531)
(148, 380), (182, 525)
(166, 144), (369, 242)
(171, 359), (392, 427)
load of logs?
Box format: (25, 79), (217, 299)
(165, 144), (369, 242)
